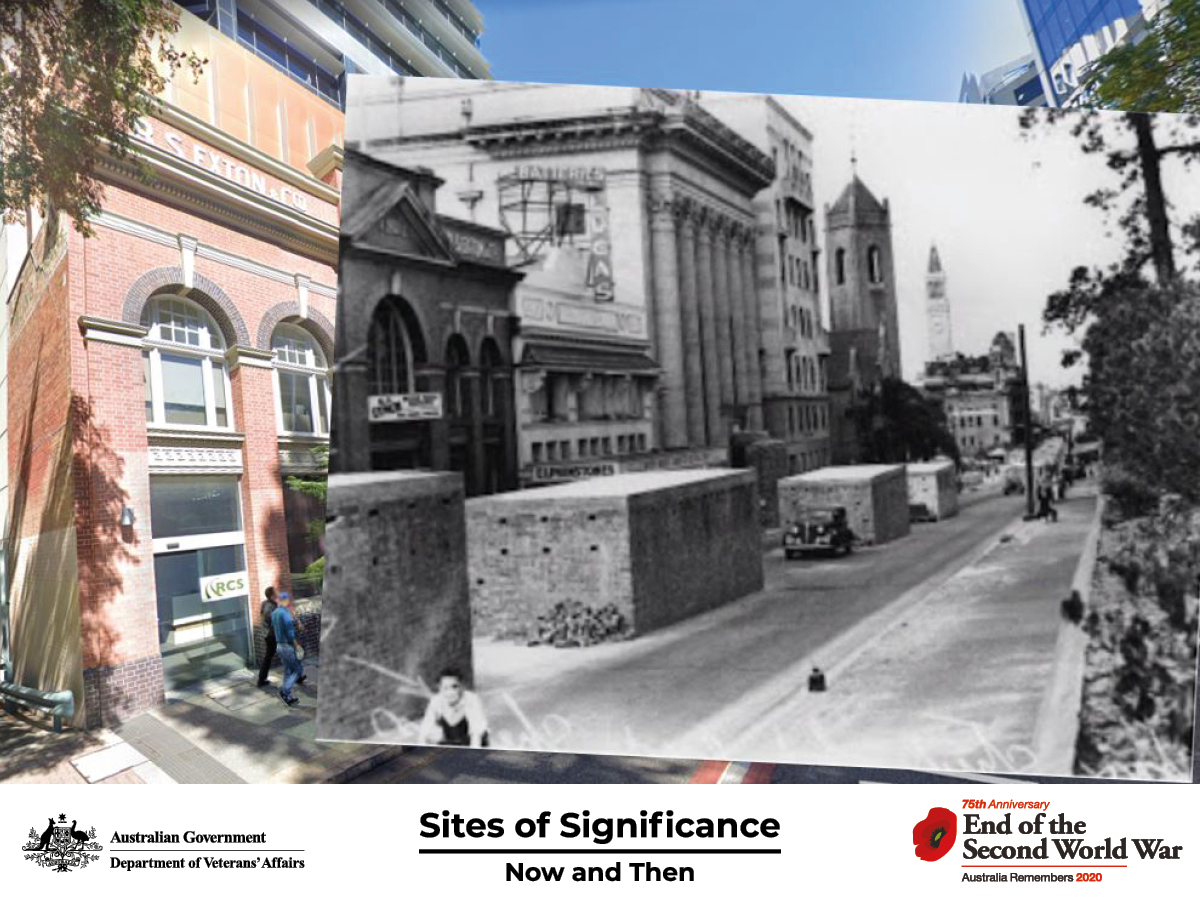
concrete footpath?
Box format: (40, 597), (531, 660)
(0, 655), (402, 785)
(715, 488), (1100, 776)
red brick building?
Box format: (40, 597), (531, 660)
(6, 20), (343, 728)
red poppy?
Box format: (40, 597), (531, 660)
(912, 807), (957, 862)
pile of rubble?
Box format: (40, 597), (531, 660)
(528, 600), (630, 648)
(1075, 495), (1200, 781)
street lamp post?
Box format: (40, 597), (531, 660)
(1019, 324), (1036, 520)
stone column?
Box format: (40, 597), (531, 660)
(738, 230), (765, 431)
(727, 222), (749, 421)
(648, 189), (689, 450)
(711, 216), (735, 437)
(417, 366), (449, 470)
(334, 356), (372, 473)
(694, 209), (723, 446)
(675, 199), (707, 448)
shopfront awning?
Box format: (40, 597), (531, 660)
(520, 342), (660, 375)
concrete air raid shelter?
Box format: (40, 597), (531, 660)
(334, 149), (523, 496)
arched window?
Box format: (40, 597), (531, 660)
(367, 301), (414, 395)
(480, 339), (504, 419)
(141, 295), (233, 429)
(835, 248), (846, 285)
(445, 335), (470, 419)
(868, 245), (884, 284)
(272, 322), (330, 435)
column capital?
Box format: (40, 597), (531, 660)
(647, 189), (677, 221)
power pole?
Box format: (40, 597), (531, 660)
(1019, 324), (1035, 520)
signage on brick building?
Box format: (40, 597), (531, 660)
(368, 393), (443, 422)
(133, 117), (311, 212)
(199, 571), (249, 602)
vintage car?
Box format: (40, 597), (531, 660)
(783, 506), (855, 559)
(908, 502), (937, 524)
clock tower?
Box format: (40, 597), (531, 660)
(926, 243), (952, 362)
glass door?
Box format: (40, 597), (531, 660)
(150, 475), (252, 691)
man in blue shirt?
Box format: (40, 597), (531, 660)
(270, 593), (306, 706)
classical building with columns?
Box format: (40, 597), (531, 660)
(345, 80), (774, 480)
(701, 94), (831, 474)
(5, 17), (342, 727)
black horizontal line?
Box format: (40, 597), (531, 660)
(108, 849), (304, 852)
(418, 849), (780, 855)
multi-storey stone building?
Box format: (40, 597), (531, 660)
(346, 81), (774, 483)
(701, 94), (831, 474)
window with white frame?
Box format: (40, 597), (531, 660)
(142, 296), (233, 430)
(272, 322), (331, 435)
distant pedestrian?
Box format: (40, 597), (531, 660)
(257, 586), (278, 687)
(271, 592), (306, 707)
(1037, 483), (1058, 523)
(419, 668), (489, 747)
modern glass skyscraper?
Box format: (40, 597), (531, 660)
(1017, 0), (1161, 106)
(174, 0), (490, 108)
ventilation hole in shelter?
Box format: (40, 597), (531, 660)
(591, 545), (599, 552)
(543, 547), (551, 554)
(368, 508), (379, 517)
(500, 548), (508, 556)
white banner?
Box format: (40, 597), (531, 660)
(3, 785), (1198, 897)
(368, 392), (443, 422)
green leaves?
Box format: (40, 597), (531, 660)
(1082, 0), (1200, 116)
(0, 0), (206, 235)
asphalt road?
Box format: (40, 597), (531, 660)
(355, 487), (1029, 783)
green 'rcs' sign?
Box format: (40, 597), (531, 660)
(199, 570), (249, 602)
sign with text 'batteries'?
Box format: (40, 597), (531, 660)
(199, 571), (249, 603)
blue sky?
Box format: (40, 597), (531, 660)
(477, 0), (1031, 103)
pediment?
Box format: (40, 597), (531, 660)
(343, 182), (455, 263)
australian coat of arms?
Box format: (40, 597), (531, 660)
(23, 814), (102, 872)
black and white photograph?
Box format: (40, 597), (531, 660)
(315, 76), (1200, 782)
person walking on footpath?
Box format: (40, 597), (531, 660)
(271, 592), (306, 706)
(257, 586), (278, 687)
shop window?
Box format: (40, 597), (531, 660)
(272, 322), (331, 436)
(141, 296), (234, 431)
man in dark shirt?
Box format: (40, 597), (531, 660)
(271, 593), (305, 706)
(257, 586), (278, 687)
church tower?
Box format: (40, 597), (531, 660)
(824, 168), (902, 463)
(824, 171), (901, 380)
(926, 243), (953, 361)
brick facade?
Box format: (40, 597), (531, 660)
(7, 118), (339, 728)
(466, 469), (763, 639)
(316, 472), (471, 744)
